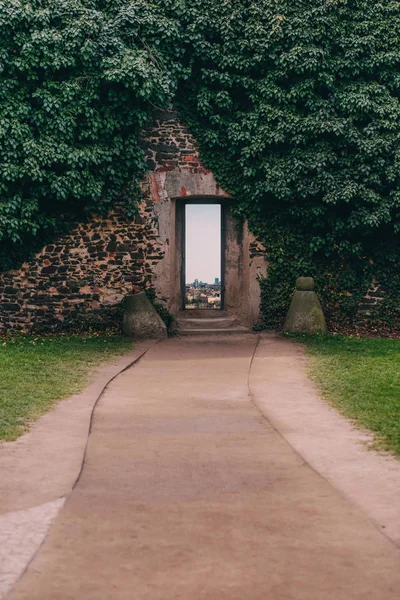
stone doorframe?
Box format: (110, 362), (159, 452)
(176, 197), (226, 313)
(150, 193), (266, 327)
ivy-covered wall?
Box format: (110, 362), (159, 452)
(0, 111), (266, 333)
(175, 0), (400, 334)
(1, 2), (399, 334)
(0, 108), (394, 335)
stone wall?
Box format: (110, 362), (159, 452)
(0, 109), (203, 333)
(0, 109), (268, 334)
(0, 207), (165, 333)
(141, 109), (228, 201)
(0, 108), (390, 335)
(356, 279), (386, 328)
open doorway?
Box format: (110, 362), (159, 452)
(183, 202), (223, 310)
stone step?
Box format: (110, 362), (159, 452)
(177, 327), (253, 336)
(178, 310), (230, 319)
(177, 317), (241, 330)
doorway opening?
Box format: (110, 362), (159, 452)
(183, 202), (224, 311)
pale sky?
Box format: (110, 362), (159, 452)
(185, 204), (221, 284)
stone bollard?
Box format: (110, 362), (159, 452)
(283, 277), (327, 334)
(123, 293), (167, 340)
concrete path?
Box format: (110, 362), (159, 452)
(8, 336), (400, 599)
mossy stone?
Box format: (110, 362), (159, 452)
(283, 278), (327, 334)
(123, 293), (167, 340)
(296, 277), (315, 291)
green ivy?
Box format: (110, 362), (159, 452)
(0, 0), (184, 269)
(176, 0), (400, 331)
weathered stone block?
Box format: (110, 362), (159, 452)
(41, 266), (57, 274)
(295, 277), (315, 291)
(283, 277), (327, 334)
(2, 303), (20, 311)
(123, 293), (167, 340)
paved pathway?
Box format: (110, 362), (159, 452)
(8, 336), (400, 599)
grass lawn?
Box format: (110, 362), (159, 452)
(0, 335), (133, 442)
(298, 335), (400, 456)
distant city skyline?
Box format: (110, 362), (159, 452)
(185, 204), (221, 284)
(188, 278), (221, 287)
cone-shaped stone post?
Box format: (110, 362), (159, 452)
(283, 277), (327, 334)
(123, 293), (167, 340)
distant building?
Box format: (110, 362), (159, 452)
(214, 278), (220, 285)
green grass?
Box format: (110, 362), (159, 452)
(0, 335), (133, 442)
(296, 334), (400, 456)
